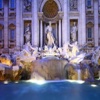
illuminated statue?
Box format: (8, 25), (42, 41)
(45, 21), (55, 47)
(62, 42), (70, 58)
(71, 41), (79, 57)
(92, 47), (100, 64)
(71, 22), (77, 42)
(24, 23), (31, 43)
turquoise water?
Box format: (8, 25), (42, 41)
(0, 80), (100, 100)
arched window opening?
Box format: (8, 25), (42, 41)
(9, 23), (16, 41)
(0, 24), (3, 41)
(0, 0), (3, 9)
(86, 22), (94, 42)
(87, 0), (91, 8)
(9, 0), (15, 9)
(87, 28), (92, 39)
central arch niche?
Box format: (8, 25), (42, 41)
(42, 0), (58, 18)
(39, 0), (63, 47)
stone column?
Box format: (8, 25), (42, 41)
(4, 0), (8, 48)
(16, 0), (21, 49)
(40, 20), (43, 47)
(32, 0), (39, 46)
(20, 0), (23, 47)
(80, 0), (86, 45)
(59, 20), (61, 47)
(94, 0), (99, 46)
(78, 17), (81, 44)
(62, 0), (69, 44)
(56, 23), (57, 41)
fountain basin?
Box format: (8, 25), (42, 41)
(0, 80), (100, 100)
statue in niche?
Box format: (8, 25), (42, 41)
(71, 22), (77, 42)
(24, 23), (31, 43)
(23, 0), (31, 12)
(45, 21), (55, 47)
(70, 0), (78, 11)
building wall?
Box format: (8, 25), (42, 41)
(0, 0), (99, 54)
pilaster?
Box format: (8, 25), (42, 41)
(94, 0), (99, 46)
(62, 0), (69, 44)
(16, 0), (21, 49)
(4, 0), (8, 48)
(32, 0), (39, 46)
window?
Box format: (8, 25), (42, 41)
(87, 0), (91, 7)
(0, 29), (2, 40)
(10, 29), (15, 40)
(0, 0), (3, 9)
(9, 0), (15, 9)
(87, 28), (92, 38)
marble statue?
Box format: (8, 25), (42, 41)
(71, 22), (77, 42)
(22, 42), (31, 57)
(18, 42), (37, 62)
(64, 41), (86, 64)
(23, 0), (31, 12)
(62, 42), (70, 58)
(24, 23), (31, 43)
(45, 21), (55, 47)
(70, 41), (79, 57)
(44, 45), (49, 51)
(91, 47), (100, 64)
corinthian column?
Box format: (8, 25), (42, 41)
(59, 20), (61, 47)
(32, 0), (39, 46)
(40, 20), (43, 47)
(62, 0), (69, 44)
(94, 0), (99, 46)
(16, 0), (21, 49)
(81, 0), (86, 45)
(4, 0), (8, 48)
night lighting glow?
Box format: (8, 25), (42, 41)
(26, 79), (46, 85)
(4, 81), (9, 84)
(67, 80), (85, 84)
(91, 84), (97, 87)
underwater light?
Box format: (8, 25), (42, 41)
(91, 84), (97, 87)
(67, 80), (75, 83)
(4, 81), (9, 84)
(76, 80), (85, 84)
(15, 81), (19, 83)
(26, 79), (46, 85)
(67, 80), (84, 84)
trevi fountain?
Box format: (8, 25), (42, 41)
(0, 22), (100, 100)
(0, 1), (100, 100)
(0, 22), (100, 83)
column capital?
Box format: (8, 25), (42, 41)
(58, 11), (63, 19)
(38, 12), (43, 20)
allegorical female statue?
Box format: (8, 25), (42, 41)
(24, 23), (31, 43)
(45, 21), (55, 47)
(71, 22), (77, 42)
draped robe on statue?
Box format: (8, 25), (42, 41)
(45, 22), (55, 47)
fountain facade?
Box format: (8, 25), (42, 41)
(0, 11), (100, 81)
